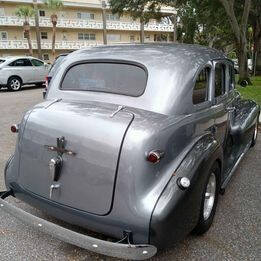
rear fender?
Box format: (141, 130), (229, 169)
(5, 109), (34, 187)
(230, 100), (260, 139)
(149, 134), (223, 249)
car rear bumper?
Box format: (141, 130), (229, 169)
(0, 192), (157, 260)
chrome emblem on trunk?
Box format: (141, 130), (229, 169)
(45, 136), (76, 157)
(45, 137), (76, 198)
(45, 136), (76, 181)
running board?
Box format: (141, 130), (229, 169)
(221, 142), (251, 190)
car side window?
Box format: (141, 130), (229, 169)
(193, 67), (210, 105)
(9, 59), (32, 67)
(215, 63), (226, 97)
(31, 59), (44, 67)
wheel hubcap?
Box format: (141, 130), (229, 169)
(10, 79), (21, 90)
(203, 173), (216, 220)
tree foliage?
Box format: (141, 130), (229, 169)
(44, 0), (63, 12)
(109, 0), (164, 23)
(249, 0), (261, 74)
(109, 0), (257, 79)
(44, 0), (63, 56)
(15, 6), (35, 22)
(15, 6), (35, 56)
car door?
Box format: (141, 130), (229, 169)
(9, 58), (34, 83)
(31, 59), (48, 82)
(227, 63), (254, 152)
(191, 64), (215, 140)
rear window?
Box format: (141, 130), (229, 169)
(61, 62), (147, 96)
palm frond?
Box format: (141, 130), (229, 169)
(44, 0), (64, 11)
(15, 6), (35, 19)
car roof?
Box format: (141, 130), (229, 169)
(68, 43), (227, 72)
(49, 44), (230, 115)
(2, 56), (42, 61)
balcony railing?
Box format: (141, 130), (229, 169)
(0, 40), (102, 50)
(0, 16), (174, 32)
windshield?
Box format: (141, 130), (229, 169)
(61, 62), (147, 97)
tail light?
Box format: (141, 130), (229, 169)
(45, 76), (49, 87)
(11, 124), (19, 133)
(147, 150), (165, 164)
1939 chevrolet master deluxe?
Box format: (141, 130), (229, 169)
(1, 44), (260, 260)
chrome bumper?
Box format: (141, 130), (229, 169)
(0, 195), (157, 260)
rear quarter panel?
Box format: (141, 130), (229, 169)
(230, 98), (260, 144)
(109, 107), (222, 245)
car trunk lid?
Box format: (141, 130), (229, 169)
(18, 100), (134, 215)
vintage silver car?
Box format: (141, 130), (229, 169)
(1, 44), (260, 260)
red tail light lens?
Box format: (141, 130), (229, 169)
(147, 150), (164, 164)
(11, 124), (19, 133)
(45, 76), (48, 87)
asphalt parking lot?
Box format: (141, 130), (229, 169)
(0, 87), (260, 261)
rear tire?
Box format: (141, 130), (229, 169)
(251, 118), (258, 147)
(192, 162), (220, 235)
(7, 76), (22, 91)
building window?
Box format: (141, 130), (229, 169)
(62, 33), (67, 41)
(77, 12), (95, 20)
(43, 54), (50, 61)
(0, 31), (7, 40)
(107, 34), (121, 42)
(106, 13), (120, 21)
(130, 35), (135, 42)
(39, 10), (45, 17)
(154, 33), (168, 42)
(0, 8), (5, 16)
(193, 67), (210, 104)
(145, 35), (151, 41)
(41, 32), (48, 40)
(78, 33), (96, 40)
(60, 12), (65, 18)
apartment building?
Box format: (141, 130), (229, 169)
(0, 0), (176, 62)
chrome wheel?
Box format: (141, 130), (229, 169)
(203, 173), (216, 220)
(10, 79), (21, 91)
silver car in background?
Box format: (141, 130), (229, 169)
(0, 56), (49, 91)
